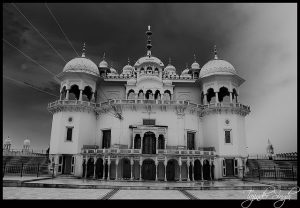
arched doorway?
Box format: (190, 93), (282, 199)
(203, 160), (211, 180)
(95, 158), (103, 179)
(86, 158), (94, 178)
(122, 158), (131, 179)
(142, 132), (156, 154)
(142, 159), (156, 180)
(194, 159), (202, 180)
(166, 159), (178, 181)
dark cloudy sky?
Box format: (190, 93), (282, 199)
(3, 3), (297, 154)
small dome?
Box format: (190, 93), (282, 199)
(99, 60), (108, 68)
(24, 139), (30, 146)
(200, 59), (236, 78)
(122, 64), (134, 74)
(134, 55), (164, 67)
(4, 137), (12, 145)
(164, 64), (176, 74)
(109, 67), (118, 75)
(63, 57), (99, 76)
(181, 68), (190, 75)
(191, 61), (200, 70)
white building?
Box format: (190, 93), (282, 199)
(48, 26), (250, 181)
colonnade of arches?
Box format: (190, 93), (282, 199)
(60, 84), (96, 102)
(139, 67), (159, 75)
(127, 89), (172, 100)
(201, 87), (238, 104)
(83, 157), (214, 181)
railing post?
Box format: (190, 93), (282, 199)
(274, 166), (276, 180)
(37, 163), (39, 178)
(20, 163), (23, 177)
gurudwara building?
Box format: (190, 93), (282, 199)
(47, 26), (250, 181)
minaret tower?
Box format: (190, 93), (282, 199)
(146, 25), (152, 57)
(48, 42), (99, 176)
(200, 45), (250, 179)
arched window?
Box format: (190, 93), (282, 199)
(145, 90), (153, 100)
(154, 68), (159, 74)
(82, 86), (93, 101)
(61, 86), (67, 100)
(232, 88), (238, 103)
(154, 90), (161, 100)
(140, 68), (145, 73)
(134, 134), (141, 149)
(69, 85), (80, 100)
(158, 135), (165, 149)
(218, 87), (230, 103)
(206, 88), (215, 103)
(138, 90), (144, 99)
(164, 90), (171, 101)
(127, 89), (135, 99)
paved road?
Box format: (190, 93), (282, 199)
(3, 187), (298, 200)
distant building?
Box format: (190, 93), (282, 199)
(47, 26), (250, 181)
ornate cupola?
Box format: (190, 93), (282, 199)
(164, 57), (177, 77)
(98, 53), (109, 77)
(55, 43), (98, 103)
(190, 54), (200, 78)
(4, 136), (12, 150)
(200, 45), (246, 105)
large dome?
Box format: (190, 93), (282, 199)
(200, 59), (236, 78)
(63, 57), (99, 76)
(134, 55), (164, 67)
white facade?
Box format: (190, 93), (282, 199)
(48, 27), (250, 181)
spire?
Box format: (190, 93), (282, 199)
(103, 52), (106, 60)
(127, 57), (130, 65)
(81, 42), (86, 57)
(214, 45), (218, 59)
(168, 57), (172, 65)
(146, 25), (152, 57)
(194, 54), (197, 62)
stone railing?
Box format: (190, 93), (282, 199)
(82, 148), (214, 156)
(48, 99), (250, 115)
(3, 149), (47, 156)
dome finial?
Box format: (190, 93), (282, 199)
(169, 57), (171, 65)
(194, 54), (196, 62)
(146, 25), (152, 57)
(214, 45), (218, 59)
(103, 52), (106, 60)
(128, 57), (130, 65)
(81, 42), (86, 57)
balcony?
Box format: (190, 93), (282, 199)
(81, 148), (214, 156)
(48, 99), (250, 115)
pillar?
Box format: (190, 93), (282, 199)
(210, 159), (213, 180)
(115, 159), (119, 180)
(201, 159), (204, 181)
(91, 92), (95, 102)
(155, 158), (158, 181)
(132, 134), (135, 149)
(204, 93), (207, 104)
(141, 137), (143, 153)
(139, 159), (143, 181)
(84, 157), (88, 179)
(102, 158), (105, 180)
(59, 92), (62, 100)
(187, 162), (190, 182)
(156, 137), (158, 154)
(164, 159), (167, 181)
(107, 158), (111, 180)
(179, 157), (182, 181)
(215, 92), (219, 103)
(66, 90), (70, 100)
(229, 92), (233, 103)
(79, 90), (83, 101)
(93, 157), (96, 179)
